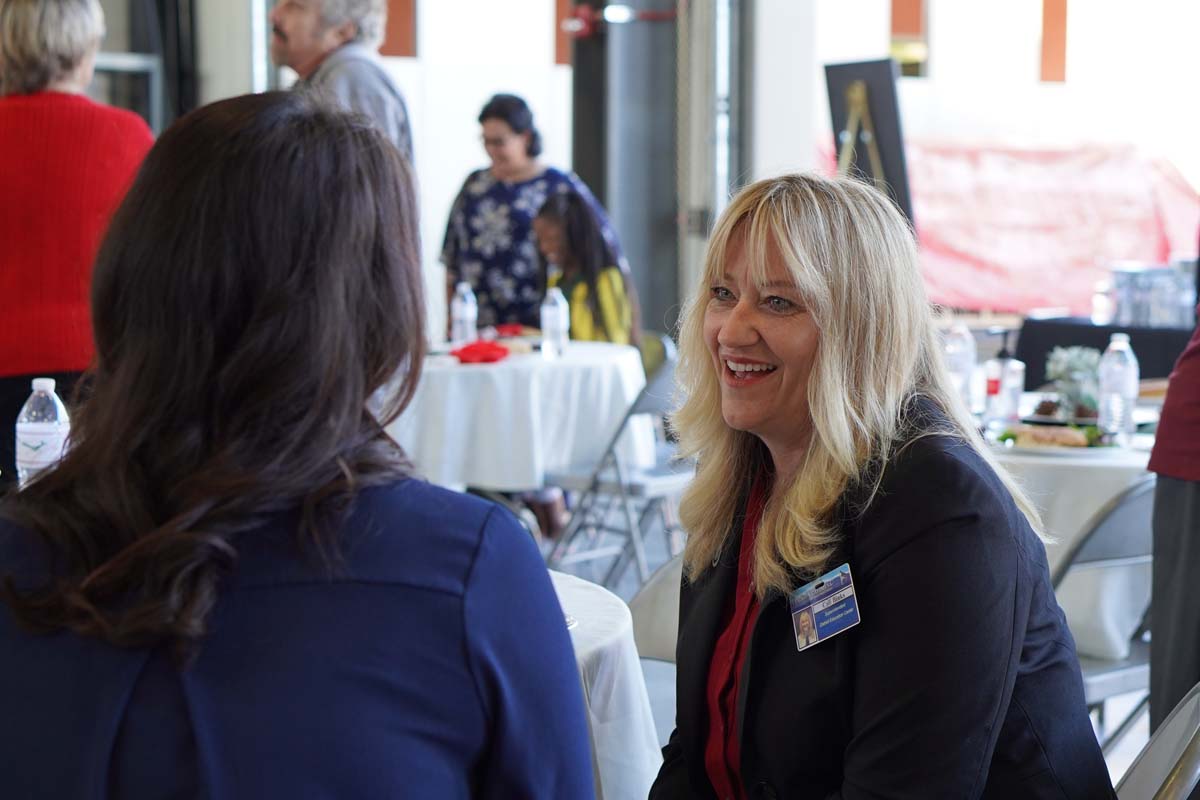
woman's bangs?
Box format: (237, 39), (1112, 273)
(742, 205), (821, 314)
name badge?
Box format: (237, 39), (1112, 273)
(789, 562), (860, 652)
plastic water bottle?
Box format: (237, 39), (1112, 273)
(449, 282), (478, 347)
(540, 287), (570, 359)
(14, 377), (71, 488)
(982, 328), (1025, 431)
(942, 322), (977, 411)
(1098, 333), (1140, 445)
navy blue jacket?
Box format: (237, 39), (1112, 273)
(652, 422), (1116, 799)
(0, 479), (595, 799)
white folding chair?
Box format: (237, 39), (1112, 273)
(1052, 474), (1156, 755)
(1117, 680), (1200, 799)
(546, 334), (693, 589)
(628, 554), (682, 663)
(628, 554), (682, 749)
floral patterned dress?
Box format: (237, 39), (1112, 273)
(440, 166), (623, 328)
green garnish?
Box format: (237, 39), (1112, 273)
(1067, 423), (1106, 447)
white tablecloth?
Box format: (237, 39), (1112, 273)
(551, 571), (662, 800)
(994, 440), (1153, 659)
(386, 342), (656, 491)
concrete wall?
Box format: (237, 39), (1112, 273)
(98, 0), (131, 51)
(758, 0), (1200, 191)
(898, 0), (1198, 190)
(746, 0), (1200, 192)
(196, 0), (257, 103)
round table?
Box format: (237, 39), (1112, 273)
(551, 571), (662, 800)
(994, 440), (1152, 574)
(385, 342), (656, 492)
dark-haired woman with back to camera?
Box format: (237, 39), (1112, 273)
(441, 92), (625, 330)
(0, 91), (594, 798)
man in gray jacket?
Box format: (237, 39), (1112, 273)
(269, 0), (413, 165)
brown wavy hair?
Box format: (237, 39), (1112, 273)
(0, 91), (426, 659)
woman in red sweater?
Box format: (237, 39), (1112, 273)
(0, 0), (153, 489)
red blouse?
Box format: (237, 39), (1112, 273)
(0, 91), (153, 377)
(703, 477), (768, 800)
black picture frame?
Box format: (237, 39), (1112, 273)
(825, 59), (913, 226)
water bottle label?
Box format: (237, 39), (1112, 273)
(15, 423), (69, 470)
(541, 311), (566, 335)
(986, 377), (1000, 396)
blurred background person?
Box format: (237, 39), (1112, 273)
(521, 190), (640, 541)
(533, 190), (639, 347)
(442, 92), (624, 330)
(269, 0), (413, 164)
(651, 174), (1113, 799)
(0, 0), (153, 491)
(1147, 269), (1200, 731)
(0, 91), (593, 798)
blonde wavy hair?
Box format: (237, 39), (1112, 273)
(673, 173), (1041, 596)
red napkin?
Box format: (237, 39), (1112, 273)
(451, 340), (510, 364)
(495, 323), (525, 338)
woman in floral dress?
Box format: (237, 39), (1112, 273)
(441, 93), (624, 329)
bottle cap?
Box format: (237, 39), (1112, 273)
(456, 282), (471, 292)
(986, 326), (1015, 360)
(31, 377), (56, 393)
(1111, 332), (1130, 344)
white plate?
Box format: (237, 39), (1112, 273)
(1018, 392), (1159, 427)
(993, 442), (1124, 458)
(1020, 414), (1101, 426)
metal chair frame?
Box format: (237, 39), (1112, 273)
(1052, 473), (1157, 755)
(546, 334), (691, 589)
(1117, 679), (1200, 800)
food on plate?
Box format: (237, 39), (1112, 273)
(500, 338), (534, 355)
(1033, 398), (1060, 417)
(997, 424), (1098, 448)
(1029, 397), (1098, 421)
(1139, 378), (1168, 400)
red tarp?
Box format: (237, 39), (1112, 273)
(820, 142), (1200, 315)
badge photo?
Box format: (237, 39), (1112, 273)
(789, 562), (861, 652)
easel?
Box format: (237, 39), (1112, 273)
(836, 80), (888, 193)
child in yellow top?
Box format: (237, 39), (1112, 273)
(532, 191), (639, 346)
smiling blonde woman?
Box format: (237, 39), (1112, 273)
(650, 173), (1115, 800)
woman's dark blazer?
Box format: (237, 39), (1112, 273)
(650, 414), (1116, 799)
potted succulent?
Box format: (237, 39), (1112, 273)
(1042, 346), (1101, 420)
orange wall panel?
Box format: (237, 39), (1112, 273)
(556, 0), (572, 65)
(1041, 0), (1067, 82)
(381, 0), (417, 57)
(891, 0), (924, 38)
